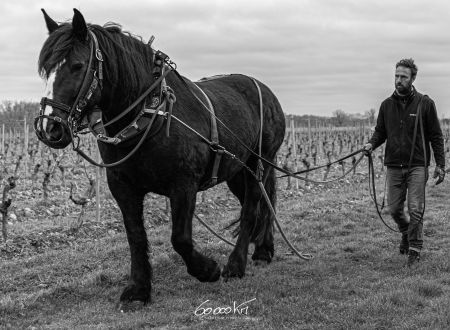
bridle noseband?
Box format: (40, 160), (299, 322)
(34, 29), (104, 147)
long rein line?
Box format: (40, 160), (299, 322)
(367, 153), (400, 232)
(169, 68), (416, 246)
(173, 69), (431, 239)
(166, 74), (317, 260)
(169, 69), (365, 184)
(167, 71), (371, 260)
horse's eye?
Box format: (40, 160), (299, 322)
(71, 63), (83, 72)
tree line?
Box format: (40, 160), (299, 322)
(2, 100), (450, 130)
(0, 101), (38, 129)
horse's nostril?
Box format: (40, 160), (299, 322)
(47, 122), (63, 141)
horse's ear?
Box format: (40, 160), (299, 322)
(72, 8), (88, 41)
(41, 9), (59, 34)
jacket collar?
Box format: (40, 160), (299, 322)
(392, 85), (416, 103)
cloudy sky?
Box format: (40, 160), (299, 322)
(2, 0), (450, 117)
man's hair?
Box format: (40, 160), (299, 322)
(396, 58), (418, 78)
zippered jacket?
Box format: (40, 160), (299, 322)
(369, 88), (445, 168)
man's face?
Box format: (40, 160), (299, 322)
(395, 66), (415, 95)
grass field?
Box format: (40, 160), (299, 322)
(1, 167), (450, 329)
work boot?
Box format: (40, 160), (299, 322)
(399, 233), (409, 255)
(407, 250), (420, 268)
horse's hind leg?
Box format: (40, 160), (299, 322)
(251, 164), (276, 263)
(222, 157), (265, 279)
(170, 185), (221, 282)
(223, 158), (277, 278)
(226, 170), (245, 206)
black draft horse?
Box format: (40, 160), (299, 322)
(36, 9), (286, 307)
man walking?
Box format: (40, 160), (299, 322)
(364, 58), (445, 267)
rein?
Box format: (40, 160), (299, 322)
(277, 149), (364, 183)
(169, 69), (365, 184)
(37, 28), (403, 258)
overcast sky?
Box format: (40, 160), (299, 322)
(2, 0), (450, 117)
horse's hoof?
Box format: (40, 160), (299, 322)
(188, 260), (221, 282)
(116, 300), (146, 313)
(119, 284), (151, 307)
(206, 264), (221, 282)
(221, 262), (245, 281)
(252, 259), (269, 267)
(252, 245), (274, 264)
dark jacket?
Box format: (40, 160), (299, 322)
(369, 87), (445, 168)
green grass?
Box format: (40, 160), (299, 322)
(1, 175), (450, 329)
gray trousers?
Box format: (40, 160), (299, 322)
(386, 166), (428, 252)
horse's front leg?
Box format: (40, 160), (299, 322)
(108, 176), (151, 306)
(170, 187), (221, 282)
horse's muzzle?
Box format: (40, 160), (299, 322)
(34, 115), (72, 149)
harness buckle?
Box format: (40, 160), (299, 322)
(96, 49), (103, 61)
(210, 143), (225, 153)
(155, 50), (169, 62)
(77, 100), (87, 111)
(150, 96), (160, 108)
(97, 134), (121, 145)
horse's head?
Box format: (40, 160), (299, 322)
(35, 9), (103, 149)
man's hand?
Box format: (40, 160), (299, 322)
(433, 165), (445, 185)
(363, 143), (373, 156)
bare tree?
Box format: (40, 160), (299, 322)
(332, 109), (348, 127)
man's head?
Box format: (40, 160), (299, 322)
(395, 58), (417, 96)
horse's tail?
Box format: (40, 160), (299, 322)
(224, 164), (276, 251)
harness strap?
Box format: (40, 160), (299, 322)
(251, 78), (264, 181)
(102, 69), (172, 129)
(408, 95), (424, 169)
(74, 102), (161, 168)
(40, 97), (71, 114)
(194, 83), (223, 188)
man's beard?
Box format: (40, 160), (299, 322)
(396, 83), (412, 95)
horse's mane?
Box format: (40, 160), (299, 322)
(38, 22), (155, 106)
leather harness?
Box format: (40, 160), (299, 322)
(35, 29), (249, 185)
(192, 83), (223, 189)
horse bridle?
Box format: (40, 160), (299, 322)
(34, 29), (104, 148)
(35, 28), (177, 168)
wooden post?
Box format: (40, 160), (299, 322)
(362, 121), (366, 145)
(290, 116), (299, 190)
(1, 124), (4, 155)
(23, 117), (28, 177)
(95, 148), (101, 222)
(308, 117), (312, 155)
